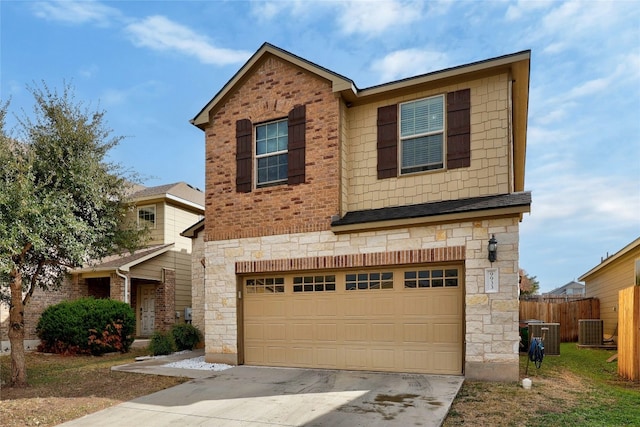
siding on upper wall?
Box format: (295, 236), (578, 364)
(126, 202), (164, 245)
(163, 203), (203, 251)
(584, 246), (640, 337)
(129, 249), (193, 319)
(344, 73), (513, 212)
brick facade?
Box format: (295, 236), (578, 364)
(204, 56), (340, 241)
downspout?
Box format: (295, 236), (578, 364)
(116, 268), (129, 304)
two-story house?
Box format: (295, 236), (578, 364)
(1, 182), (204, 351)
(189, 43), (531, 381)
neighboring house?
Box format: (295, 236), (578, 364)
(1, 182), (204, 351)
(189, 43), (531, 381)
(546, 281), (585, 297)
(579, 237), (640, 339)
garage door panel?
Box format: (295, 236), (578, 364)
(290, 323), (314, 341)
(433, 323), (462, 344)
(265, 323), (287, 341)
(263, 299), (287, 316)
(432, 294), (461, 315)
(315, 298), (338, 316)
(344, 323), (369, 342)
(371, 297), (395, 316)
(344, 348), (369, 369)
(290, 299), (315, 317)
(244, 323), (264, 340)
(244, 265), (463, 375)
(371, 323), (396, 342)
(245, 346), (264, 364)
(403, 323), (430, 343)
(403, 350), (432, 371)
(371, 349), (396, 369)
(266, 346), (288, 364)
(402, 296), (432, 315)
(316, 347), (338, 367)
(316, 323), (338, 342)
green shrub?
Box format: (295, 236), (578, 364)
(171, 323), (203, 351)
(36, 297), (135, 355)
(148, 331), (176, 356)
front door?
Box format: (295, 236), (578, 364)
(140, 285), (156, 336)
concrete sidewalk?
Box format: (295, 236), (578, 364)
(62, 351), (463, 426)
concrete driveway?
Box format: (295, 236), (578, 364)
(61, 356), (463, 426)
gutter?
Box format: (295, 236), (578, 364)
(116, 268), (129, 305)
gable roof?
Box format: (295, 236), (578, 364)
(191, 42), (531, 192)
(181, 218), (205, 239)
(72, 243), (174, 273)
(578, 237), (640, 281)
(129, 182), (204, 211)
(546, 281), (585, 295)
(331, 192), (531, 233)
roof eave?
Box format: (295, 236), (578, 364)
(331, 204), (530, 234)
(578, 236), (640, 281)
(191, 43), (356, 129)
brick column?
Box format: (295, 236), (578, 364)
(155, 269), (175, 332)
(109, 273), (124, 302)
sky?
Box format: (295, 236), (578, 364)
(1, 0), (639, 292)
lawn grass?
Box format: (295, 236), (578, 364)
(527, 344), (640, 426)
(444, 343), (640, 426)
(0, 348), (188, 427)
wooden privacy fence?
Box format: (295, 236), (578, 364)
(519, 297), (600, 342)
(618, 286), (639, 381)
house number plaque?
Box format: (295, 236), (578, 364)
(485, 268), (499, 293)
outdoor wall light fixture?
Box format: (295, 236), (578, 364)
(488, 234), (498, 263)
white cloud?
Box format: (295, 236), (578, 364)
(523, 173), (640, 231)
(505, 0), (554, 21)
(250, 0), (309, 19)
(31, 0), (120, 26)
(337, 0), (424, 36)
(371, 49), (450, 82)
(125, 16), (251, 66)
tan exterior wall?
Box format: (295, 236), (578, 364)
(585, 245), (640, 337)
(163, 203), (202, 252)
(203, 56), (341, 241)
(203, 216), (521, 380)
(344, 73), (512, 212)
(129, 249), (192, 324)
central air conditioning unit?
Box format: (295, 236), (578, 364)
(579, 319), (603, 345)
(528, 322), (560, 355)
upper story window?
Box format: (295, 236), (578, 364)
(137, 205), (156, 229)
(399, 94), (445, 174)
(236, 105), (305, 193)
(256, 119), (288, 187)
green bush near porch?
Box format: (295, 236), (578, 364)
(36, 297), (135, 355)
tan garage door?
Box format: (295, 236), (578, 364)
(243, 265), (463, 374)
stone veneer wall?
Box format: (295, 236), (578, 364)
(190, 234), (206, 333)
(344, 73), (513, 212)
(203, 216), (521, 381)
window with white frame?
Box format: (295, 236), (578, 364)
(137, 205), (156, 229)
(400, 94), (445, 174)
(256, 119), (288, 187)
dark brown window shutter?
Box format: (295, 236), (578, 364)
(236, 118), (253, 193)
(287, 105), (306, 185)
(377, 104), (398, 179)
(446, 89), (471, 169)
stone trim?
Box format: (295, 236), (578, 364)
(236, 246), (465, 274)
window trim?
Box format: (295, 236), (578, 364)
(255, 118), (289, 188)
(137, 204), (156, 229)
(399, 94), (446, 175)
